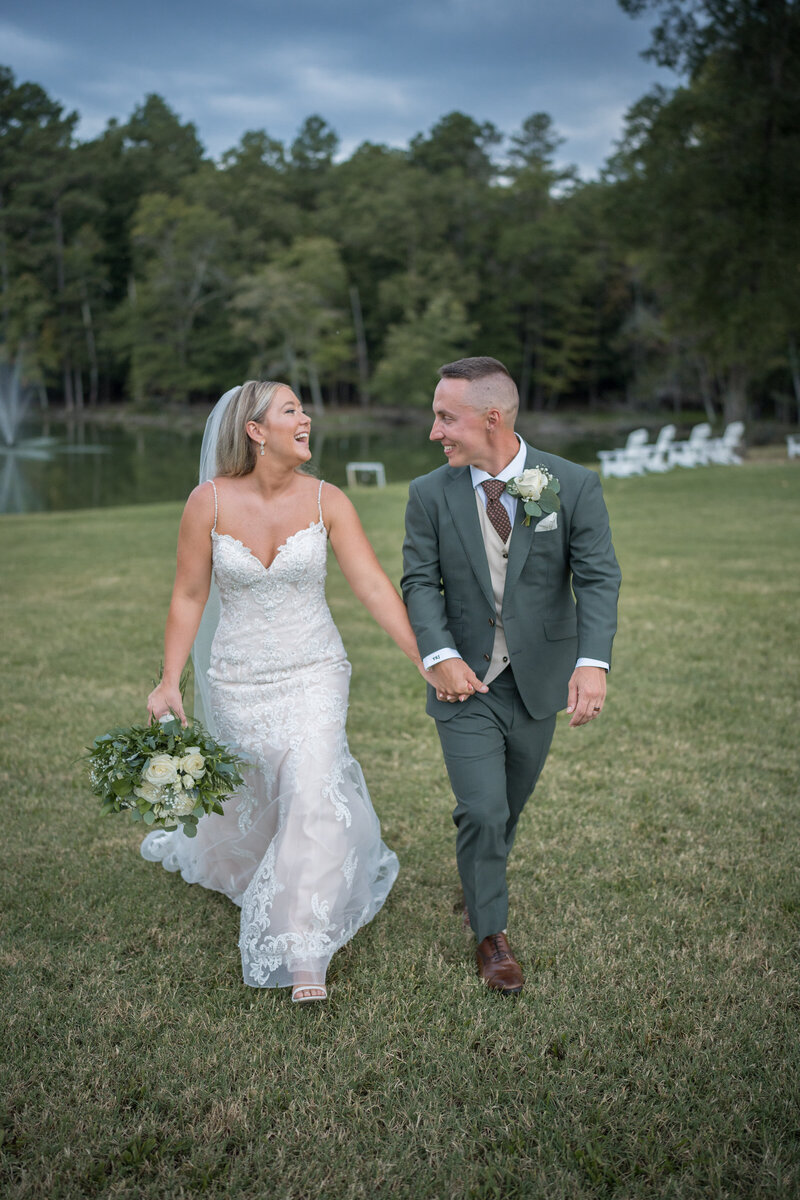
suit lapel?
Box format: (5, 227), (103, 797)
(504, 442), (541, 596)
(444, 467), (494, 610)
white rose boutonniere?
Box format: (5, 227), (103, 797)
(505, 466), (560, 526)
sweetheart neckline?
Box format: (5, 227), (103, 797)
(212, 520), (325, 573)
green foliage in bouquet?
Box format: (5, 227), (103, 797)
(87, 717), (246, 837)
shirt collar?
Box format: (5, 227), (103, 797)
(470, 435), (527, 490)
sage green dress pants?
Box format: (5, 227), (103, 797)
(435, 665), (556, 943)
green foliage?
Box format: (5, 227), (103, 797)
(613, 0), (800, 419)
(2, 21), (799, 418)
(232, 235), (352, 405)
(87, 715), (245, 836)
(371, 293), (476, 407)
(124, 192), (235, 401)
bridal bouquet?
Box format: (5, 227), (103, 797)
(88, 716), (245, 837)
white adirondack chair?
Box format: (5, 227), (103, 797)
(667, 423), (712, 468)
(786, 434), (800, 459)
(597, 428), (650, 478)
(642, 424), (676, 472)
(707, 421), (744, 465)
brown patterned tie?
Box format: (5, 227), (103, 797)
(481, 479), (512, 543)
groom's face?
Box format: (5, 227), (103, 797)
(430, 378), (490, 470)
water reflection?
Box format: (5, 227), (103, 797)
(0, 418), (608, 514)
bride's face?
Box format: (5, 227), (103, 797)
(252, 387), (311, 464)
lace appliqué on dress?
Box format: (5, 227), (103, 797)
(141, 507), (398, 990)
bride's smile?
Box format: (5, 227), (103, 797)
(253, 386), (312, 464)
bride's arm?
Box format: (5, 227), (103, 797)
(146, 484), (215, 724)
(325, 484), (428, 679)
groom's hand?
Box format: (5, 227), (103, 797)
(566, 665), (606, 726)
(429, 658), (489, 703)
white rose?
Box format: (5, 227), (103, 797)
(169, 791), (197, 817)
(179, 750), (206, 780)
(134, 781), (162, 803)
(143, 754), (180, 787)
(515, 468), (550, 501)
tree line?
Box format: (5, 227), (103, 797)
(1, 0), (798, 423)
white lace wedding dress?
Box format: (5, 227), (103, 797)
(141, 479), (399, 989)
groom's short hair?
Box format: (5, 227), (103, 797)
(438, 356), (519, 421)
(438, 356), (511, 382)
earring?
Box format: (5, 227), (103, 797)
(259, 441), (265, 456)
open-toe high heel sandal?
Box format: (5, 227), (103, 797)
(291, 984), (328, 1004)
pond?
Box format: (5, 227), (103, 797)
(0, 416), (609, 514)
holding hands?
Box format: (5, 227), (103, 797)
(429, 658), (489, 703)
(426, 660), (607, 722)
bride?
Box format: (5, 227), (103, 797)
(142, 381), (426, 1003)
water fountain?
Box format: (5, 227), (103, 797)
(0, 357), (28, 447)
(0, 355), (108, 513)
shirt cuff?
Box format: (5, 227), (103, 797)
(576, 657), (609, 671)
(423, 647), (460, 670)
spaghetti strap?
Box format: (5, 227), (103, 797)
(317, 479), (325, 525)
(208, 479), (219, 533)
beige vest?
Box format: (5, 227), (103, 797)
(475, 491), (511, 684)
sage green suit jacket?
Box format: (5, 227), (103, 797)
(401, 443), (621, 722)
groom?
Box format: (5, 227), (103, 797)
(401, 357), (620, 994)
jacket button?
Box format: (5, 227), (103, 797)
(502, 656), (508, 663)
(502, 551), (508, 559)
(488, 618), (495, 627)
(483, 653), (490, 661)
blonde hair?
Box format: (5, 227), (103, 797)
(215, 380), (284, 476)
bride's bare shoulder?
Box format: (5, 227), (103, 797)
(182, 479), (218, 521)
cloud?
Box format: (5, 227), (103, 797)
(0, 20), (65, 70)
(0, 0), (669, 176)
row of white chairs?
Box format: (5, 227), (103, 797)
(598, 422), (745, 478)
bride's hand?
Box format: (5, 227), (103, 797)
(146, 681), (187, 726)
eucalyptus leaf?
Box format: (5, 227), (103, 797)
(142, 810), (156, 825)
(524, 500), (543, 517)
(183, 821), (198, 838)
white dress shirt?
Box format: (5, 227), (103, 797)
(422, 436), (609, 674)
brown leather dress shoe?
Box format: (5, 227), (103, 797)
(476, 932), (524, 995)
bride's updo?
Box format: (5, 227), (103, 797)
(216, 380), (283, 476)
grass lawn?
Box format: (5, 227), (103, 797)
(1, 462), (799, 1199)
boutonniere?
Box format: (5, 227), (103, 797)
(505, 466), (561, 526)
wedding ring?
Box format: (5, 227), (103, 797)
(593, 706), (601, 711)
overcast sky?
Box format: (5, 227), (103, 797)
(1, 0), (675, 177)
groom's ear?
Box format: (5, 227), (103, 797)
(485, 407), (502, 431)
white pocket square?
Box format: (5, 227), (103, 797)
(535, 512), (558, 532)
